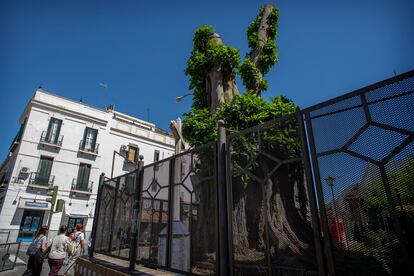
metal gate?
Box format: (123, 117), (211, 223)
(0, 242), (21, 272)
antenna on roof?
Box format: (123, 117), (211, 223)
(38, 84), (42, 89)
(106, 104), (115, 111)
(80, 97), (83, 102)
(146, 108), (150, 122)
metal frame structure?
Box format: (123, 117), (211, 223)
(89, 70), (414, 275)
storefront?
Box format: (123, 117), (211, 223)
(63, 204), (89, 235)
(17, 198), (51, 242)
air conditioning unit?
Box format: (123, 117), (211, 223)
(120, 145), (127, 151)
(20, 167), (30, 174)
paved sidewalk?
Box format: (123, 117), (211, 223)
(1, 243), (68, 276)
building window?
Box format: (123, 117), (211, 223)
(76, 163), (91, 191)
(34, 156), (54, 186)
(127, 146), (139, 163)
(45, 118), (62, 144)
(81, 127), (98, 152)
(154, 150), (160, 162)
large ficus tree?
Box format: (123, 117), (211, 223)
(183, 3), (315, 271)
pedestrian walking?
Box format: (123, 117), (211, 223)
(23, 226), (48, 276)
(68, 228), (75, 240)
(63, 224), (86, 275)
(47, 225), (72, 276)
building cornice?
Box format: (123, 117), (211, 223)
(30, 100), (108, 126)
(110, 127), (175, 149)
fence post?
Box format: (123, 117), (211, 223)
(297, 114), (326, 276)
(89, 172), (105, 258)
(166, 159), (175, 268)
(108, 178), (120, 254)
(217, 120), (231, 276)
(129, 157), (144, 270)
(304, 112), (336, 276)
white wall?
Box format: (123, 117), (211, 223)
(0, 89), (175, 238)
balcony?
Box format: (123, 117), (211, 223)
(39, 131), (63, 147)
(28, 172), (54, 189)
(78, 140), (99, 155)
(71, 179), (93, 194)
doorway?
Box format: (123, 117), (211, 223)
(17, 209), (44, 242)
(67, 217), (84, 235)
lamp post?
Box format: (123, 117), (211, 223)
(175, 93), (192, 103)
(325, 176), (342, 246)
(325, 176), (338, 219)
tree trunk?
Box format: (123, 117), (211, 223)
(249, 4), (275, 96)
(206, 33), (239, 112)
(232, 177), (249, 254)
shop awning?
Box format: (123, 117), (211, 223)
(18, 198), (51, 210)
(64, 204), (90, 218)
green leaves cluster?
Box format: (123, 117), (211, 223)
(183, 5), (288, 149)
(185, 25), (240, 109)
(363, 157), (414, 218)
(239, 59), (268, 92)
(242, 5), (279, 93)
(182, 93), (299, 147)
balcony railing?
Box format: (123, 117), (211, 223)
(29, 172), (54, 188)
(71, 178), (93, 193)
(79, 140), (99, 155)
(39, 131), (63, 147)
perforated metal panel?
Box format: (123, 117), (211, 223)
(307, 73), (414, 275)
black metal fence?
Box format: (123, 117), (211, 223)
(91, 70), (414, 275)
(0, 242), (21, 272)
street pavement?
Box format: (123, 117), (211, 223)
(1, 243), (69, 276)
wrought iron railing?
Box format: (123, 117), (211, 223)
(29, 172), (54, 187)
(71, 178), (93, 193)
(39, 131), (63, 146)
(79, 140), (99, 154)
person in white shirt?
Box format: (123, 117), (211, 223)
(62, 224), (86, 276)
(47, 225), (71, 276)
(72, 224), (86, 255)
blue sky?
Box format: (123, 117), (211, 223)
(1, 0), (413, 160)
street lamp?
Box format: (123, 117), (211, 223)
(175, 93), (192, 103)
(325, 176), (342, 246)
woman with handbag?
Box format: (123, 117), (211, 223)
(24, 226), (49, 276)
(47, 225), (72, 276)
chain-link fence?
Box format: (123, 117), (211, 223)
(91, 70), (414, 275)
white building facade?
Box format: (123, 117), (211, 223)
(0, 89), (175, 242)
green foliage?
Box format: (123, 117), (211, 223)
(246, 6), (265, 49)
(183, 5), (290, 152)
(363, 157), (414, 218)
(239, 59), (268, 92)
(182, 93), (298, 147)
(185, 25), (240, 109)
(241, 5), (279, 94)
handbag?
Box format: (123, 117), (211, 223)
(41, 245), (51, 259)
(26, 236), (42, 256)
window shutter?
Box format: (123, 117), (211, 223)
(91, 129), (98, 150)
(53, 119), (62, 144)
(45, 119), (53, 141)
(128, 147), (136, 163)
(37, 157), (53, 185)
(77, 164), (91, 190)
